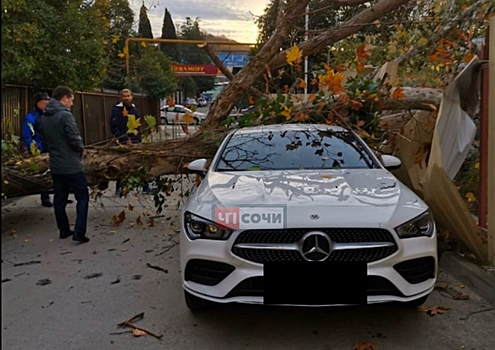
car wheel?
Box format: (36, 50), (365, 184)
(401, 294), (430, 308)
(184, 290), (214, 312)
(194, 117), (200, 125)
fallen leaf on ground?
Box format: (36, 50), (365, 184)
(453, 292), (469, 300)
(112, 210), (126, 226)
(132, 329), (147, 337)
(354, 341), (378, 350)
(128, 204), (134, 211)
(84, 273), (103, 279)
(418, 306), (451, 316)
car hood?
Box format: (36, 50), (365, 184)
(187, 169), (427, 228)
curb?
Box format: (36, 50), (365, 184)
(440, 252), (495, 307)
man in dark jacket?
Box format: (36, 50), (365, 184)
(40, 86), (90, 243)
(110, 88), (141, 144)
(21, 92), (52, 207)
(110, 89), (150, 196)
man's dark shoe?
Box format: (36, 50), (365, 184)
(60, 230), (75, 239)
(73, 234), (90, 243)
(41, 200), (53, 207)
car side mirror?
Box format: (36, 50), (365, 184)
(381, 155), (401, 170)
(187, 158), (207, 178)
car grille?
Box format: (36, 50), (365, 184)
(232, 228), (398, 264)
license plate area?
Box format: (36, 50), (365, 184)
(263, 262), (367, 305)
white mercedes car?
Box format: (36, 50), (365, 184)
(180, 124), (437, 312)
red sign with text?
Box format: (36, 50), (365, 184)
(171, 64), (220, 76)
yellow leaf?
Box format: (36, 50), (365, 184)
(140, 41), (147, 48)
(285, 44), (302, 66)
(117, 52), (126, 59)
(465, 192), (476, 203)
(112, 35), (120, 44)
(357, 120), (365, 127)
(418, 37), (428, 46)
(126, 115), (141, 135)
(30, 141), (41, 156)
(132, 329), (147, 337)
(298, 79), (307, 89)
(474, 162), (480, 170)
(280, 106), (293, 120)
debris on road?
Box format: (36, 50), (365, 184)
(36, 279), (52, 286)
(353, 341), (377, 350)
(111, 276), (121, 285)
(13, 260), (41, 267)
(116, 312), (162, 340)
(418, 305), (451, 316)
(84, 273), (103, 279)
(132, 275), (142, 280)
(146, 263), (168, 274)
(2, 278), (12, 283)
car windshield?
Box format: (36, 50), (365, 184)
(215, 129), (377, 171)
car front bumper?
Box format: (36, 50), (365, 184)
(180, 228), (437, 306)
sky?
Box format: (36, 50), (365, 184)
(130, 0), (271, 44)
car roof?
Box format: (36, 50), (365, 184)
(233, 123), (349, 135)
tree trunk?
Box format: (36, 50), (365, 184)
(1, 130), (227, 199)
(1, 86), (441, 199)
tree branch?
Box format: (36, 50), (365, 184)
(268, 0), (411, 71)
(394, 0), (490, 65)
(202, 0), (311, 130)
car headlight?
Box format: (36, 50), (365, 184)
(395, 211), (435, 238)
(184, 212), (232, 240)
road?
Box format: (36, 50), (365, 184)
(2, 183), (495, 350)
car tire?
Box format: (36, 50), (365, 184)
(184, 290), (214, 312)
(194, 117), (200, 125)
(401, 294), (430, 308)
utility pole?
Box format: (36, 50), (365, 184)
(304, 4), (309, 101)
(488, 15), (495, 265)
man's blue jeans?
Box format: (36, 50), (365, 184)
(51, 172), (89, 236)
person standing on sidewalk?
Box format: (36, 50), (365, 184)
(40, 86), (90, 243)
(110, 88), (150, 196)
(21, 92), (53, 207)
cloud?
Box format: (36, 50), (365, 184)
(131, 0), (269, 42)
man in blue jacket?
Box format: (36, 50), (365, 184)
(21, 92), (53, 207)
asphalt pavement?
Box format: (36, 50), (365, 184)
(2, 181), (495, 350)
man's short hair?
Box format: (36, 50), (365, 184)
(120, 89), (132, 96)
(52, 86), (74, 101)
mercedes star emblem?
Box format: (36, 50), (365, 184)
(310, 214), (319, 220)
(300, 232), (332, 261)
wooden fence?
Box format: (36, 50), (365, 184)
(1, 85), (160, 146)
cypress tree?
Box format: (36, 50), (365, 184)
(138, 3), (153, 38)
(160, 8), (179, 62)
